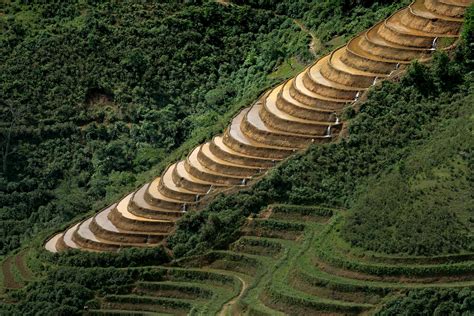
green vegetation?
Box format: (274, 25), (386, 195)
(378, 288), (474, 315)
(342, 114), (473, 256)
(231, 0), (409, 45)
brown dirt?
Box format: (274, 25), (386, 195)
(15, 250), (33, 281)
(215, 0), (234, 6)
(1, 257), (21, 289)
(258, 207), (273, 219)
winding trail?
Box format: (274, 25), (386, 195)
(218, 275), (248, 316)
(293, 19), (320, 57)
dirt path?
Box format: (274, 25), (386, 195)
(259, 207), (273, 219)
(1, 257), (21, 289)
(218, 275), (248, 316)
(293, 19), (320, 57)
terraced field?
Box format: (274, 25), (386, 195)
(86, 265), (242, 315)
(84, 203), (474, 315)
(0, 249), (35, 295)
(44, 0), (471, 253)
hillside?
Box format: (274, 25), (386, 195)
(44, 0), (466, 254)
(1, 0), (474, 315)
(0, 0), (406, 256)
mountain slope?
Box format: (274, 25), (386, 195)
(45, 0), (469, 253)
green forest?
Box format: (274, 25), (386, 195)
(1, 0), (473, 315)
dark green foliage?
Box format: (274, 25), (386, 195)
(50, 245), (171, 268)
(271, 204), (334, 217)
(3, 267), (143, 315)
(461, 5), (474, 62)
(231, 0), (408, 43)
(1, 2), (473, 315)
(378, 288), (474, 315)
(342, 125), (473, 255)
(136, 282), (214, 299)
(102, 294), (192, 310)
(252, 219), (306, 232)
(341, 7), (474, 256)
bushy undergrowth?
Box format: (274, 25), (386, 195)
(1, 2), (473, 315)
(49, 245), (170, 268)
(341, 9), (474, 256)
(4, 267), (142, 315)
(231, 0), (409, 44)
(342, 116), (473, 255)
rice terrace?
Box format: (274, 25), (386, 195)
(1, 0), (473, 315)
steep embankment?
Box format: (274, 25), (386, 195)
(46, 0), (468, 253)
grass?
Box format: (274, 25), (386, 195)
(260, 212), (373, 314)
(1, 255), (23, 290)
(0, 249), (39, 299)
(315, 217), (474, 279)
(268, 204), (336, 222)
(101, 294), (194, 315)
(14, 249), (35, 282)
(82, 266), (244, 315)
(326, 218), (474, 265)
(230, 236), (284, 258)
(267, 57), (305, 81)
(134, 281), (214, 299)
(88, 310), (172, 315)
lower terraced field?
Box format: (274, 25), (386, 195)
(80, 203), (474, 315)
(0, 249), (36, 301)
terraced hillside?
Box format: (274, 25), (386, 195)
(45, 0), (471, 252)
(83, 203), (474, 315)
(0, 249), (36, 297)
